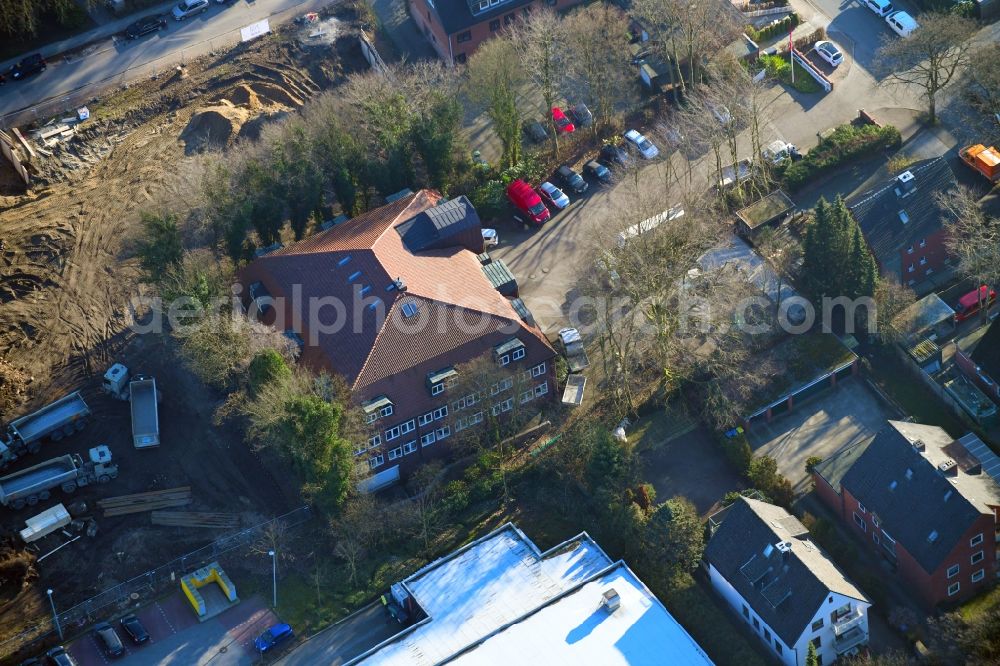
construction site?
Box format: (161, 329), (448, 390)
(0, 2), (374, 659)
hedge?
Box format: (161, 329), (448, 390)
(783, 123), (902, 191)
(746, 12), (800, 43)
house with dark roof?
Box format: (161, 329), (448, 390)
(813, 420), (1000, 607)
(409, 0), (586, 65)
(846, 157), (958, 288)
(240, 191), (555, 483)
(955, 318), (1000, 405)
(705, 497), (871, 666)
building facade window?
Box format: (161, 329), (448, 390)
(512, 347), (525, 361)
(811, 619), (823, 632)
(433, 406), (448, 420)
(948, 582), (961, 596)
(971, 551), (984, 565)
(369, 454), (384, 469)
(457, 30), (471, 43)
(388, 446), (403, 460)
(369, 434), (381, 449)
(775, 641), (782, 655)
(764, 628), (771, 643)
(742, 604), (749, 619)
(400, 419), (416, 435)
(499, 353), (510, 366)
(873, 532), (880, 545)
(920, 238), (927, 247)
(418, 412), (434, 427)
(752, 617), (760, 631)
(971, 533), (984, 547)
(853, 512), (866, 531)
(531, 362), (546, 378)
(906, 246), (914, 254)
(812, 636), (822, 648)
(421, 432), (436, 447)
(857, 502), (866, 514)
(436, 425), (451, 440)
(431, 382), (445, 396)
(534, 382), (548, 397)
(385, 425), (401, 441)
(947, 564), (960, 578)
(972, 569), (985, 583)
(402, 441), (417, 455)
(520, 389), (533, 404)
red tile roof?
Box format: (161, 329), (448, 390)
(242, 191), (553, 393)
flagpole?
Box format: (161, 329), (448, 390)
(789, 26), (795, 84)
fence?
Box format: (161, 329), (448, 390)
(1, 506), (313, 661)
(0, 0), (321, 130)
(791, 48), (833, 93)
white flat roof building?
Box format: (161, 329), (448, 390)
(350, 523), (713, 666)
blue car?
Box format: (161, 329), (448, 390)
(254, 623), (294, 653)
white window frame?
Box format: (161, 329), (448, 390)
(433, 406), (448, 420)
(873, 532), (880, 545)
(421, 432), (436, 447)
(491, 403), (502, 416)
(499, 354), (510, 366)
(531, 362), (546, 378)
(908, 264), (915, 274)
(919, 256), (927, 266)
(400, 419), (416, 435)
(388, 446), (404, 461)
(872, 515), (880, 528)
(368, 434), (381, 449)
(379, 405), (393, 418)
(436, 425), (451, 440)
(972, 569), (985, 583)
(402, 441), (417, 455)
(369, 454), (384, 469)
(971, 551), (984, 565)
(512, 347), (525, 361)
(535, 382), (548, 397)
(947, 564), (960, 578)
(970, 533), (984, 547)
(418, 412), (434, 427)
(948, 581), (960, 596)
(906, 246), (914, 254)
(365, 412), (378, 424)
(853, 512), (866, 532)
(857, 502), (866, 514)
(919, 238), (927, 248)
(431, 382), (444, 396)
(385, 426), (401, 441)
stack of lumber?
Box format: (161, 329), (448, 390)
(98, 487), (192, 517)
(150, 511), (240, 529)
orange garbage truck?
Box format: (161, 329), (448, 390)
(959, 144), (1000, 183)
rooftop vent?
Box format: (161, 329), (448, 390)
(393, 277), (408, 292)
(899, 210), (910, 224)
(896, 170), (916, 197)
(401, 302), (419, 318)
(928, 530), (939, 543)
(775, 541), (793, 561)
(912, 439), (925, 452)
(601, 588), (621, 613)
(938, 459), (958, 476)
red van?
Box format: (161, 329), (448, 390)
(506, 179), (550, 225)
(954, 285), (997, 322)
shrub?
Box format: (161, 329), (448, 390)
(441, 480), (471, 515)
(783, 123), (902, 190)
(805, 456), (823, 474)
(469, 180), (506, 220)
(247, 349), (291, 395)
(746, 13), (800, 43)
(715, 433), (753, 476)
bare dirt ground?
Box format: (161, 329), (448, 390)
(0, 4), (371, 657)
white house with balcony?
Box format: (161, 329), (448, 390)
(705, 497), (871, 666)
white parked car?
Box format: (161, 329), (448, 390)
(863, 0), (894, 17)
(172, 0), (209, 20)
(482, 228), (499, 247)
(623, 129), (659, 159)
(538, 182), (570, 209)
(885, 10), (918, 37)
(762, 140), (801, 165)
(815, 40), (844, 67)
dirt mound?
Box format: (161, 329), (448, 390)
(0, 541), (37, 611)
(0, 358), (31, 421)
(246, 81), (304, 109)
(180, 104), (252, 154)
(237, 111), (290, 142)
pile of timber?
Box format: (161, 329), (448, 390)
(150, 511), (240, 529)
(98, 487), (192, 517)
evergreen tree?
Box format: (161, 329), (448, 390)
(802, 196), (878, 301)
(806, 642), (819, 666)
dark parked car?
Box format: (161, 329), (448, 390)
(120, 614), (150, 644)
(44, 647), (76, 666)
(523, 120), (548, 144)
(569, 103), (593, 128)
(599, 144), (630, 168)
(10, 54), (46, 81)
(125, 15), (167, 39)
(254, 623), (294, 653)
(557, 165), (588, 194)
(94, 622), (124, 658)
(584, 160), (612, 184)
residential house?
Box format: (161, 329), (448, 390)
(813, 420), (1000, 607)
(409, 0), (586, 65)
(846, 157), (957, 288)
(891, 292), (956, 373)
(348, 523), (714, 665)
(705, 497), (871, 666)
(956, 318), (1000, 405)
(241, 191), (555, 483)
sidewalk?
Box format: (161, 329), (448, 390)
(0, 0), (178, 73)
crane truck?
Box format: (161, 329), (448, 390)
(103, 363), (161, 449)
(0, 445), (118, 511)
(0, 392), (91, 469)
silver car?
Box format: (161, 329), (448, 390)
(172, 0), (208, 20)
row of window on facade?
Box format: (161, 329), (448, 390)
(853, 506), (987, 595)
(367, 425), (453, 468)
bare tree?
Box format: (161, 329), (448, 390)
(874, 13), (977, 124)
(871, 277), (917, 345)
(329, 493), (381, 585)
(513, 9), (567, 157)
(466, 35), (526, 168)
(938, 186), (1000, 324)
(563, 3), (632, 135)
(754, 225), (803, 315)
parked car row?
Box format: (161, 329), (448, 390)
(523, 104), (593, 143)
(862, 0), (918, 37)
(0, 54), (46, 85)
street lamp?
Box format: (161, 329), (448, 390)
(47, 589), (63, 641)
(268, 550), (277, 609)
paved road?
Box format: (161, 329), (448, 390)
(277, 602), (402, 665)
(0, 0), (329, 125)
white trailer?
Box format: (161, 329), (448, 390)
(19, 503), (71, 543)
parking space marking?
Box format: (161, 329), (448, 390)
(156, 600), (178, 634)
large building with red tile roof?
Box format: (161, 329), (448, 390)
(240, 190), (556, 481)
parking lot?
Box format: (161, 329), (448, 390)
(66, 594), (278, 666)
(746, 376), (899, 488)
